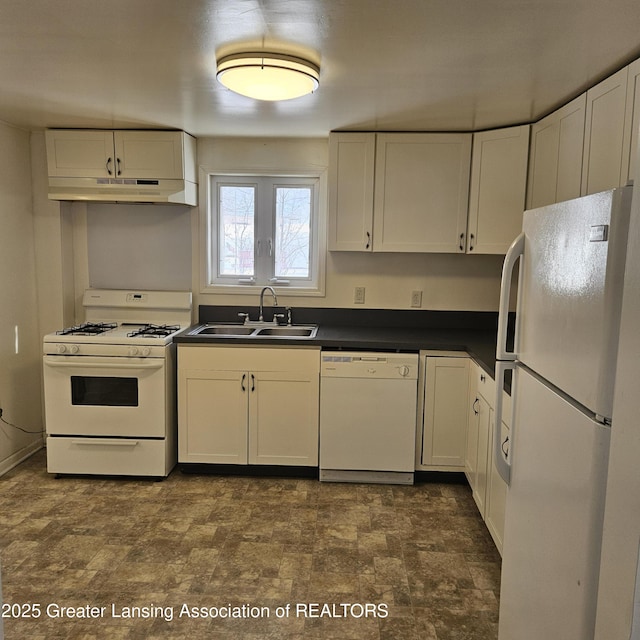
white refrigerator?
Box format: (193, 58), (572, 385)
(493, 186), (633, 640)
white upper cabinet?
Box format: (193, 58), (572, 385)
(46, 129), (196, 181)
(114, 131), (196, 180)
(622, 58), (640, 186)
(328, 132), (375, 251)
(527, 94), (586, 208)
(328, 132), (472, 253)
(582, 67), (629, 195)
(45, 130), (115, 179)
(373, 133), (471, 252)
(467, 126), (530, 254)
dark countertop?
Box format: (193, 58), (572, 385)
(174, 313), (501, 380)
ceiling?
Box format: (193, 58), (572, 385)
(2, 0), (640, 138)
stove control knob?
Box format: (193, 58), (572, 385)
(140, 347), (151, 357)
(128, 347), (139, 356)
(69, 344), (79, 354)
(57, 344), (67, 354)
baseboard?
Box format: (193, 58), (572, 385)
(0, 439), (44, 477)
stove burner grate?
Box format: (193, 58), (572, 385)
(126, 324), (181, 338)
(56, 322), (118, 336)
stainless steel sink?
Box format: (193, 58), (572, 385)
(188, 323), (318, 339)
(189, 325), (257, 336)
(255, 326), (318, 338)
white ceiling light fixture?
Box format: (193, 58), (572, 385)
(216, 52), (320, 101)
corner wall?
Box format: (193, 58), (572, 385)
(0, 122), (44, 473)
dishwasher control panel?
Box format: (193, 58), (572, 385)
(321, 352), (418, 379)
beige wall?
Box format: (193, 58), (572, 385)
(195, 136), (504, 312)
(0, 121), (44, 472)
(31, 135), (505, 320)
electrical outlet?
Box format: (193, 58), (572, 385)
(411, 290), (423, 308)
(354, 286), (366, 304)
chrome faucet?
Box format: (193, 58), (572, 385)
(258, 286), (278, 322)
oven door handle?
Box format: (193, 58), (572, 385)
(43, 357), (164, 371)
(70, 439), (140, 447)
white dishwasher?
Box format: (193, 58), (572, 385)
(319, 351), (419, 484)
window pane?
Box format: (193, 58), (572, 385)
(219, 185), (255, 276)
(274, 187), (311, 278)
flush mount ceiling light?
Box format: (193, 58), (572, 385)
(216, 52), (320, 101)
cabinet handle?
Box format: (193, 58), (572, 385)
(116, 157), (122, 176)
(502, 435), (510, 457)
(480, 373), (486, 383)
(251, 373), (255, 392)
(106, 157), (113, 175)
(241, 373), (247, 392)
(365, 231), (371, 250)
(473, 398), (479, 415)
(469, 233), (475, 251)
(459, 233), (465, 252)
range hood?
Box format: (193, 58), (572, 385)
(47, 176), (197, 205)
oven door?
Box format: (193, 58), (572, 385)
(43, 355), (168, 437)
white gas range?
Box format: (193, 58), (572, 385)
(43, 289), (192, 478)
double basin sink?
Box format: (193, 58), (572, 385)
(188, 323), (318, 339)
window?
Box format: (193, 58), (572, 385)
(206, 174), (324, 294)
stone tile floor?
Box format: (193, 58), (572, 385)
(0, 450), (500, 639)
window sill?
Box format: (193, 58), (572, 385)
(200, 283), (326, 298)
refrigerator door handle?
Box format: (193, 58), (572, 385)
(494, 360), (516, 485)
(497, 232), (525, 360)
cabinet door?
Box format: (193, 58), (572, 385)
(622, 59), (640, 186)
(420, 356), (470, 468)
(467, 126), (530, 254)
(582, 67), (629, 195)
(373, 133), (471, 252)
(527, 94), (586, 208)
(465, 367), (480, 485)
(328, 132), (375, 251)
(472, 395), (491, 517)
(178, 369), (248, 464)
(486, 412), (510, 555)
(248, 371), (319, 466)
(114, 130), (188, 179)
(45, 130), (114, 178)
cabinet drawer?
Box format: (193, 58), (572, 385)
(475, 366), (496, 401)
(46, 436), (173, 477)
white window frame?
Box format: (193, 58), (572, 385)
(201, 171), (326, 297)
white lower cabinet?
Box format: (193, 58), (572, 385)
(178, 346), (320, 466)
(465, 360), (510, 555)
(485, 411), (510, 554)
(469, 393), (491, 516)
(417, 353), (470, 471)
